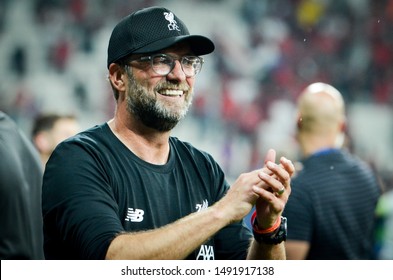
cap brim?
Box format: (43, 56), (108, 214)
(132, 35), (215, 56)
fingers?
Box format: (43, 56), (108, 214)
(250, 154), (294, 197)
(256, 171), (288, 199)
(261, 149), (276, 175)
(251, 151), (294, 229)
(280, 156), (295, 178)
(217, 148), (294, 228)
(261, 150), (295, 178)
(223, 151), (294, 222)
(264, 148), (276, 164)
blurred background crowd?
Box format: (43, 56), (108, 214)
(0, 0), (392, 257)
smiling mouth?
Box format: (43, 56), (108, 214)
(158, 89), (184, 97)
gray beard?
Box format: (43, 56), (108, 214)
(125, 72), (193, 132)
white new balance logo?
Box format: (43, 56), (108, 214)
(125, 208), (144, 222)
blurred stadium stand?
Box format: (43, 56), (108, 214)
(0, 0), (392, 190)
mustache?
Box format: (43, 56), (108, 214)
(154, 82), (191, 92)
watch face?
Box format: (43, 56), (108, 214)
(277, 216), (287, 242)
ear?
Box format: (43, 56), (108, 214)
(296, 114), (303, 131)
(108, 63), (126, 91)
(33, 133), (51, 153)
(339, 117), (347, 133)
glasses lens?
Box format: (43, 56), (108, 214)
(181, 56), (202, 77)
(151, 54), (173, 76)
(143, 54), (203, 77)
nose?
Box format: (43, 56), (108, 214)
(167, 60), (186, 81)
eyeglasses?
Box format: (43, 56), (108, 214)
(128, 54), (204, 77)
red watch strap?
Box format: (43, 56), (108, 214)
(251, 211), (281, 234)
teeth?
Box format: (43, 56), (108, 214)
(160, 90), (183, 96)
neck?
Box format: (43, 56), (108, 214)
(40, 154), (50, 169)
(299, 133), (342, 158)
(108, 116), (171, 165)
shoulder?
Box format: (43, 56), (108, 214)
(340, 149), (378, 180)
(0, 112), (24, 144)
(0, 112), (41, 165)
(169, 136), (217, 163)
(0, 112), (42, 190)
(45, 123), (115, 177)
(169, 136), (225, 178)
(54, 123), (111, 153)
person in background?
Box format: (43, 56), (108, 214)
(42, 6), (295, 260)
(283, 82), (382, 259)
(32, 113), (80, 168)
(374, 187), (393, 259)
(0, 111), (44, 259)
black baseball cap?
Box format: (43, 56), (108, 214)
(107, 6), (215, 68)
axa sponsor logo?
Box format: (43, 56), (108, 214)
(125, 208), (144, 222)
(196, 245), (214, 260)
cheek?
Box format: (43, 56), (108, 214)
(186, 77), (195, 87)
(136, 75), (163, 92)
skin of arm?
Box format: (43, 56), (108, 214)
(106, 205), (231, 259)
(247, 240), (286, 260)
(285, 241), (310, 260)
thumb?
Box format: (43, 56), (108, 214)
(264, 148), (276, 164)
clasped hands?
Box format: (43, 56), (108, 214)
(223, 149), (295, 230)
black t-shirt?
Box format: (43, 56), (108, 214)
(283, 149), (381, 259)
(42, 123), (252, 259)
(0, 112), (44, 259)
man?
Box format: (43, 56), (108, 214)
(283, 82), (381, 259)
(375, 188), (393, 259)
(0, 111), (44, 259)
(42, 6), (294, 260)
(32, 113), (80, 168)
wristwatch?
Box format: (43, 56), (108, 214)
(252, 216), (287, 244)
